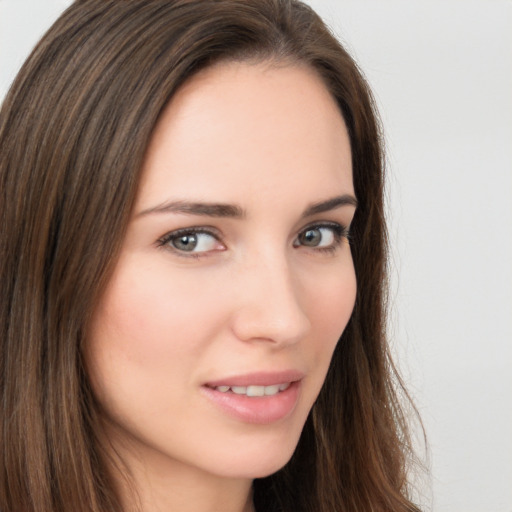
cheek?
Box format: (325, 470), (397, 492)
(85, 263), (176, 407)
(307, 260), (357, 351)
(88, 260), (220, 359)
(84, 257), (238, 419)
(298, 259), (357, 402)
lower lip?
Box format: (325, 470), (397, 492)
(201, 381), (301, 425)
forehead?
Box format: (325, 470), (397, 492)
(138, 61), (353, 210)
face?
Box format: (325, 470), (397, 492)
(87, 61), (357, 484)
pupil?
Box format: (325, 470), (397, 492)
(174, 234), (197, 251)
(302, 229), (321, 246)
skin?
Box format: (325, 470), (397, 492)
(86, 61), (357, 512)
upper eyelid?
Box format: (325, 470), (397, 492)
(300, 220), (347, 229)
(156, 226), (223, 250)
(158, 221), (346, 237)
(156, 220), (349, 249)
(158, 226), (221, 240)
(156, 228), (225, 260)
(298, 220), (350, 236)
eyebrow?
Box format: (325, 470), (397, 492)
(302, 194), (358, 217)
(136, 194), (357, 219)
(137, 200), (246, 218)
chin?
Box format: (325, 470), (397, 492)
(205, 426), (303, 480)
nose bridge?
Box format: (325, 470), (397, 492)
(230, 246), (311, 345)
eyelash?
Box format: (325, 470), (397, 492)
(156, 222), (350, 258)
(157, 226), (221, 259)
(296, 222), (351, 254)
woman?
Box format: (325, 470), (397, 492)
(0, 1), (422, 511)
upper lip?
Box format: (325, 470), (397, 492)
(205, 370), (305, 388)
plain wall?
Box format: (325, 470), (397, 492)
(1, 1), (511, 511)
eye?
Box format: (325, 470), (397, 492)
(158, 228), (224, 255)
(293, 223), (348, 251)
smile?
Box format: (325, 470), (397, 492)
(212, 382), (291, 397)
(201, 374), (302, 424)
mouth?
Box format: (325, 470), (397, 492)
(201, 371), (303, 424)
(207, 382), (291, 397)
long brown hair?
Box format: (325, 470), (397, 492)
(0, 1), (422, 511)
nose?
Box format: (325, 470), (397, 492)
(229, 251), (311, 347)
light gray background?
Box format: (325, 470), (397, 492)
(1, 1), (511, 511)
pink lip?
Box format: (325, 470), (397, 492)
(205, 370), (305, 388)
(201, 370), (304, 425)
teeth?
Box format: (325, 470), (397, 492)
(247, 385), (265, 397)
(263, 384), (280, 396)
(214, 383), (290, 396)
